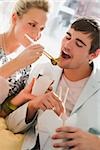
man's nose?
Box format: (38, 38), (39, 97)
(66, 39), (73, 48)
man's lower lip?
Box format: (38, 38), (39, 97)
(61, 56), (70, 59)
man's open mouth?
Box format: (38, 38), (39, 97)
(61, 50), (71, 59)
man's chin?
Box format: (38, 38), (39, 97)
(57, 61), (65, 69)
(57, 58), (71, 69)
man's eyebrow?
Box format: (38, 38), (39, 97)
(76, 38), (87, 46)
(66, 32), (71, 36)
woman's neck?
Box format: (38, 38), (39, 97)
(1, 31), (20, 55)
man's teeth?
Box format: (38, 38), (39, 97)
(63, 50), (70, 56)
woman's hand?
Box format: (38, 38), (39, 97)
(11, 78), (35, 107)
(0, 44), (43, 79)
(15, 44), (44, 69)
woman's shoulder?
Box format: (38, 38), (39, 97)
(0, 34), (5, 54)
(0, 34), (4, 46)
(0, 34), (3, 49)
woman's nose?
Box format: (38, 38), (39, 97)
(33, 31), (41, 41)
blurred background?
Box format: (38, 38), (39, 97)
(0, 0), (100, 65)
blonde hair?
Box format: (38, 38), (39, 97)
(13, 0), (49, 17)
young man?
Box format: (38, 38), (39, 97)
(6, 17), (100, 150)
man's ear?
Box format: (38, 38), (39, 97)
(96, 49), (100, 56)
(89, 49), (100, 60)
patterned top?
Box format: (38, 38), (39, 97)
(0, 47), (31, 102)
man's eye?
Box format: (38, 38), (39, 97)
(76, 42), (83, 48)
(28, 23), (36, 27)
(65, 36), (71, 40)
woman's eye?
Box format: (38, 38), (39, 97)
(40, 27), (44, 31)
(28, 23), (36, 27)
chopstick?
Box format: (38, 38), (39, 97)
(43, 50), (54, 60)
(59, 86), (69, 124)
(24, 34), (54, 60)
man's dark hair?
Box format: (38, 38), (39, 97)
(71, 18), (100, 53)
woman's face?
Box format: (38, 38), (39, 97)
(12, 8), (47, 46)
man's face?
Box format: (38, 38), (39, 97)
(58, 28), (93, 69)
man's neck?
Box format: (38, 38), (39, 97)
(63, 65), (93, 82)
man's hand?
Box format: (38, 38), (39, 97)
(26, 91), (64, 123)
(28, 91), (64, 116)
(52, 126), (100, 150)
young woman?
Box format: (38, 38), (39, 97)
(0, 0), (50, 117)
